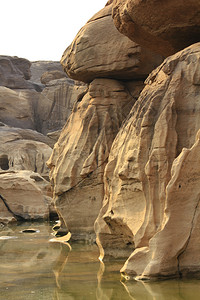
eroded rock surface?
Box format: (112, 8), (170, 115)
(47, 78), (143, 240)
(61, 4), (163, 83)
(0, 170), (51, 223)
(37, 79), (86, 134)
(0, 125), (52, 178)
(95, 43), (200, 278)
(0, 86), (35, 129)
(0, 56), (41, 90)
(0, 57), (86, 135)
(30, 61), (64, 84)
(112, 0), (200, 57)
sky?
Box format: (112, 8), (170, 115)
(0, 0), (107, 62)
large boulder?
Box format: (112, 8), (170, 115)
(0, 170), (51, 223)
(61, 4), (163, 83)
(95, 43), (200, 279)
(47, 78), (143, 240)
(112, 0), (200, 57)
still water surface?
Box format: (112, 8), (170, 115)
(0, 222), (200, 300)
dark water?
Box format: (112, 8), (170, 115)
(0, 222), (200, 300)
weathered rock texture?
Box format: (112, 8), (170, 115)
(61, 4), (163, 83)
(0, 170), (51, 223)
(0, 125), (52, 178)
(0, 86), (35, 129)
(95, 43), (200, 278)
(112, 0), (200, 57)
(0, 56), (41, 90)
(0, 57), (86, 135)
(40, 70), (68, 85)
(36, 79), (86, 134)
(47, 78), (143, 240)
(30, 61), (64, 83)
(0, 57), (84, 223)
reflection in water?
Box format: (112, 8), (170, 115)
(122, 279), (200, 300)
(0, 222), (200, 300)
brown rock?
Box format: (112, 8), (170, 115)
(61, 4), (163, 83)
(0, 170), (51, 223)
(36, 79), (87, 134)
(95, 43), (200, 278)
(0, 81), (85, 135)
(0, 56), (39, 90)
(30, 61), (63, 83)
(0, 126), (52, 178)
(112, 0), (200, 57)
(47, 78), (143, 240)
(40, 70), (67, 85)
(0, 86), (35, 129)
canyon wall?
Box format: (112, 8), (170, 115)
(96, 43), (200, 279)
(49, 0), (200, 280)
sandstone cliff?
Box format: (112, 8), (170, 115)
(96, 43), (200, 279)
(47, 78), (143, 240)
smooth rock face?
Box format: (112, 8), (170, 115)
(61, 4), (163, 83)
(112, 0), (200, 57)
(47, 78), (143, 240)
(0, 170), (51, 223)
(95, 43), (200, 278)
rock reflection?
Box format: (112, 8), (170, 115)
(0, 222), (62, 299)
(52, 242), (99, 299)
(96, 259), (131, 300)
(122, 279), (200, 300)
(0, 222), (199, 300)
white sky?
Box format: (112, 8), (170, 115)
(0, 0), (107, 62)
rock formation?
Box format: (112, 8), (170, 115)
(0, 125), (52, 178)
(48, 1), (163, 241)
(95, 43), (200, 278)
(0, 57), (85, 223)
(36, 79), (86, 134)
(0, 171), (51, 223)
(61, 4), (163, 82)
(0, 56), (41, 90)
(0, 56), (85, 135)
(30, 61), (65, 83)
(112, 0), (200, 57)
(47, 78), (143, 240)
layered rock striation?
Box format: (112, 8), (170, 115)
(0, 56), (85, 223)
(61, 4), (163, 82)
(47, 78), (143, 240)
